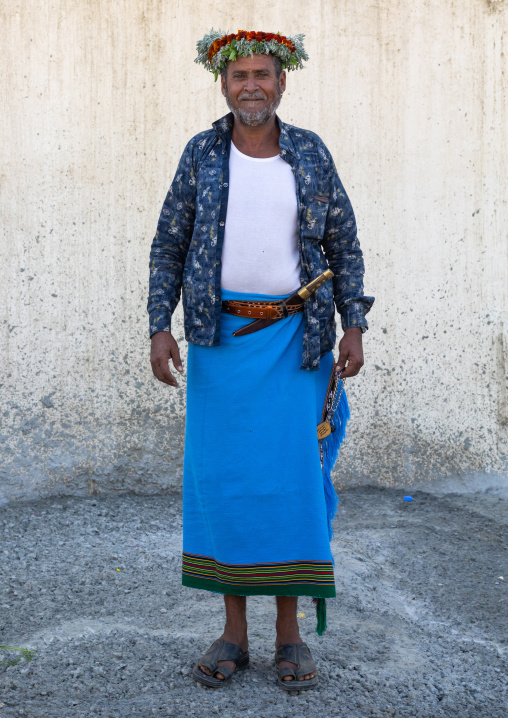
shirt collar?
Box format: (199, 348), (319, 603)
(212, 112), (294, 156)
(212, 112), (234, 139)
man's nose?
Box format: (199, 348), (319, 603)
(243, 75), (259, 92)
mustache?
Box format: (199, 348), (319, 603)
(238, 92), (267, 101)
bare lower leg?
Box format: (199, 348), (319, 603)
(198, 595), (248, 680)
(275, 596), (317, 681)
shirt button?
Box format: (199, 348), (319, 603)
(216, 259), (221, 266)
(223, 182), (228, 187)
(219, 221), (225, 226)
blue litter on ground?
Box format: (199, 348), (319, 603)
(403, 496), (414, 502)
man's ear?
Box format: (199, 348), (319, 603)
(279, 70), (287, 94)
(221, 74), (227, 97)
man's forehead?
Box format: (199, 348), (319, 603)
(227, 55), (277, 73)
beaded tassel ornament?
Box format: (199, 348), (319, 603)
(313, 367), (350, 635)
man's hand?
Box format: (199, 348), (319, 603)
(150, 331), (183, 387)
(334, 327), (364, 378)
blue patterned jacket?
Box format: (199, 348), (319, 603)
(148, 112), (374, 370)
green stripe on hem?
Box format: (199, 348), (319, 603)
(182, 574), (336, 598)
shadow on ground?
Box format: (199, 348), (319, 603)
(0, 484), (506, 717)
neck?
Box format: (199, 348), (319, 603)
(231, 115), (281, 158)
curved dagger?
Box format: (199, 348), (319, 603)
(232, 269), (334, 337)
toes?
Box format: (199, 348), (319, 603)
(282, 675), (294, 681)
(198, 663), (211, 676)
(215, 671), (225, 680)
(298, 671), (317, 681)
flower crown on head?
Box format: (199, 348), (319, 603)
(195, 29), (309, 81)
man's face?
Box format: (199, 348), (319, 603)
(221, 54), (286, 127)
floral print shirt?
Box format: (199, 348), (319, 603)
(147, 112), (374, 370)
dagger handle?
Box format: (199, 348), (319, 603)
(297, 269), (334, 300)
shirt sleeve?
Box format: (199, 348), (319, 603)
(319, 156), (375, 333)
(147, 140), (197, 337)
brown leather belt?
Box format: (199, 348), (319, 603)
(222, 298), (304, 320)
(219, 269), (334, 337)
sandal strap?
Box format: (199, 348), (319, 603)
(275, 642), (300, 664)
(294, 644), (317, 679)
(278, 666), (297, 680)
(213, 664), (233, 680)
(275, 642), (316, 679)
(199, 638), (246, 673)
(216, 640), (246, 663)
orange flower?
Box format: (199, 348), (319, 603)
(208, 41), (218, 62)
(208, 30), (298, 65)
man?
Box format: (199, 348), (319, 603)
(148, 30), (374, 691)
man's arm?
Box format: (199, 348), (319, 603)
(319, 156), (374, 378)
(147, 140), (197, 386)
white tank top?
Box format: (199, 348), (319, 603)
(220, 141), (302, 295)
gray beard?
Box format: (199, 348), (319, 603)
(225, 85), (282, 127)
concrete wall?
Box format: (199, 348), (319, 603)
(1, 0), (507, 503)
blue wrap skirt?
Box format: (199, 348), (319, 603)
(182, 289), (338, 598)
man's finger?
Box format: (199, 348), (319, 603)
(340, 359), (363, 378)
(335, 350), (348, 374)
(153, 358), (178, 387)
(171, 345), (184, 373)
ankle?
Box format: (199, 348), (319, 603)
(275, 621), (301, 644)
(222, 620), (248, 639)
(276, 616), (299, 631)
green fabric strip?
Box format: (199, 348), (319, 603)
(182, 574), (336, 598)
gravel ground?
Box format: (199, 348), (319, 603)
(0, 484), (506, 717)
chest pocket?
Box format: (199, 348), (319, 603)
(301, 195), (329, 241)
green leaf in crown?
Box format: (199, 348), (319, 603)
(195, 29), (309, 81)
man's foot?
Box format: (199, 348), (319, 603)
(275, 627), (317, 682)
(196, 595), (248, 682)
(198, 630), (249, 681)
(275, 596), (317, 683)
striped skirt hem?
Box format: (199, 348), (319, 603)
(181, 551), (336, 598)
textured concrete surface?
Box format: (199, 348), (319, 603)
(1, 481), (507, 717)
(1, 0), (507, 502)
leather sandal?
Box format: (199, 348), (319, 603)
(192, 638), (249, 688)
(275, 642), (318, 691)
